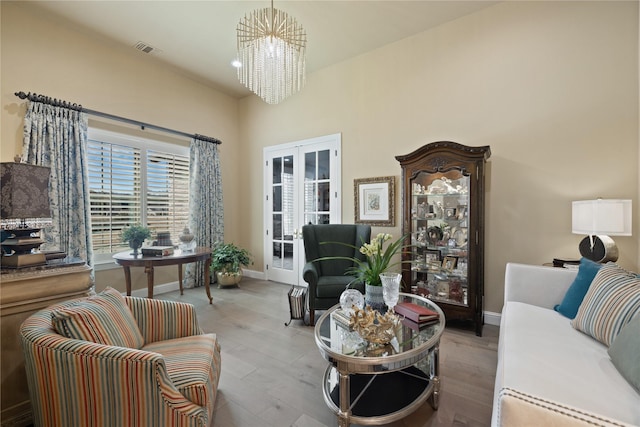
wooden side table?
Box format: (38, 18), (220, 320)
(113, 247), (213, 304)
(0, 260), (92, 427)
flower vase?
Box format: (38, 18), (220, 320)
(365, 283), (386, 312)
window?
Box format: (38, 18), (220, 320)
(87, 129), (189, 261)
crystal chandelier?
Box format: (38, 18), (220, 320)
(236, 0), (307, 104)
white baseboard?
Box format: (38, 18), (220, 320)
(130, 281), (180, 298)
(243, 268), (265, 280)
(484, 310), (501, 326)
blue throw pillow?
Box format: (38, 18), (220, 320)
(554, 257), (602, 319)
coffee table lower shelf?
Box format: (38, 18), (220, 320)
(322, 365), (437, 426)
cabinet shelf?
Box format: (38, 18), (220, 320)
(397, 141), (490, 336)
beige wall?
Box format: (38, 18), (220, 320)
(238, 1), (639, 313)
(1, 2), (242, 294)
(1, 1), (638, 314)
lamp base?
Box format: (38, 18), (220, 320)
(1, 227), (47, 268)
(578, 235), (618, 263)
(1, 252), (47, 268)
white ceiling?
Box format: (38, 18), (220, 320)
(26, 1), (499, 99)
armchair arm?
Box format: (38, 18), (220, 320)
(125, 296), (202, 343)
(21, 325), (208, 427)
(504, 263), (578, 309)
(303, 262), (319, 287)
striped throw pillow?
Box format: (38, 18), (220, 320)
(51, 287), (144, 349)
(571, 264), (640, 346)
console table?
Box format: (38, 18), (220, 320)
(0, 260), (92, 427)
(113, 247), (212, 303)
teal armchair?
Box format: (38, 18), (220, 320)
(302, 224), (371, 325)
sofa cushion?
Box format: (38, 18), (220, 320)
(608, 314), (640, 392)
(143, 333), (220, 411)
(571, 264), (640, 346)
(495, 301), (640, 426)
(554, 258), (601, 319)
(51, 287), (144, 349)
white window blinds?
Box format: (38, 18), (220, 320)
(87, 129), (189, 256)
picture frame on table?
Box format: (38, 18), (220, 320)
(354, 176), (395, 226)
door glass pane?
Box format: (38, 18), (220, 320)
(271, 154), (294, 272)
(318, 182), (330, 212)
(305, 213), (316, 225)
(318, 149), (330, 180)
(273, 186), (282, 211)
(305, 152), (316, 180)
(273, 157), (282, 184)
(318, 214), (330, 224)
(272, 242), (283, 268)
(272, 214), (282, 239)
(304, 182), (316, 212)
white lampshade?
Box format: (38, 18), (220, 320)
(572, 199), (632, 236)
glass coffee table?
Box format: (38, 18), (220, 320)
(314, 293), (445, 427)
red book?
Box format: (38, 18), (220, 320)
(394, 302), (439, 323)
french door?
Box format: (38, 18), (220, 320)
(263, 134), (342, 285)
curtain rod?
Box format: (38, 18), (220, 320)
(14, 91), (221, 145)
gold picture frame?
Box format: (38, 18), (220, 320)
(354, 176), (395, 227)
(442, 256), (457, 271)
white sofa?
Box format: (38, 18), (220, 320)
(492, 263), (640, 427)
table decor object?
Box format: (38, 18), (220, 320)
(349, 305), (400, 346)
(380, 272), (401, 311)
(179, 227), (197, 252)
(121, 224), (151, 256)
(340, 288), (365, 313)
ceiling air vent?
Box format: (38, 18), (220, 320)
(133, 41), (160, 55)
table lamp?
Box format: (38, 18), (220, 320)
(0, 160), (52, 268)
(572, 199), (632, 263)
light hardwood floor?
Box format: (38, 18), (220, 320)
(158, 278), (499, 427)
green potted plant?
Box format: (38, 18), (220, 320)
(211, 242), (253, 287)
(122, 224), (151, 256)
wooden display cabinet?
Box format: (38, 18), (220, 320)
(396, 142), (490, 336)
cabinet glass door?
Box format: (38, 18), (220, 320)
(410, 170), (470, 307)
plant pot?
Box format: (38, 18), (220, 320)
(216, 269), (242, 288)
(365, 283), (385, 312)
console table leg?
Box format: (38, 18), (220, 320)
(144, 264), (154, 299)
(178, 264), (184, 295)
(123, 266), (132, 296)
(204, 260), (212, 304)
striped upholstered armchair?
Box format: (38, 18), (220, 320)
(20, 287), (221, 427)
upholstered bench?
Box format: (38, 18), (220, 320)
(20, 287), (221, 427)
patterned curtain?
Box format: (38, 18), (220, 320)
(184, 137), (224, 288)
(22, 101), (93, 266)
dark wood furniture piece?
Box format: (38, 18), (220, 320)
(113, 247), (213, 304)
(396, 142), (490, 336)
(1, 260), (92, 427)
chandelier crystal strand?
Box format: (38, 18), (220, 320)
(237, 2), (306, 104)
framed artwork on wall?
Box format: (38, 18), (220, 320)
(354, 176), (395, 226)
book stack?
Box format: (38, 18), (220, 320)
(331, 308), (353, 329)
(141, 246), (174, 257)
(553, 258), (580, 269)
(394, 302), (439, 325)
